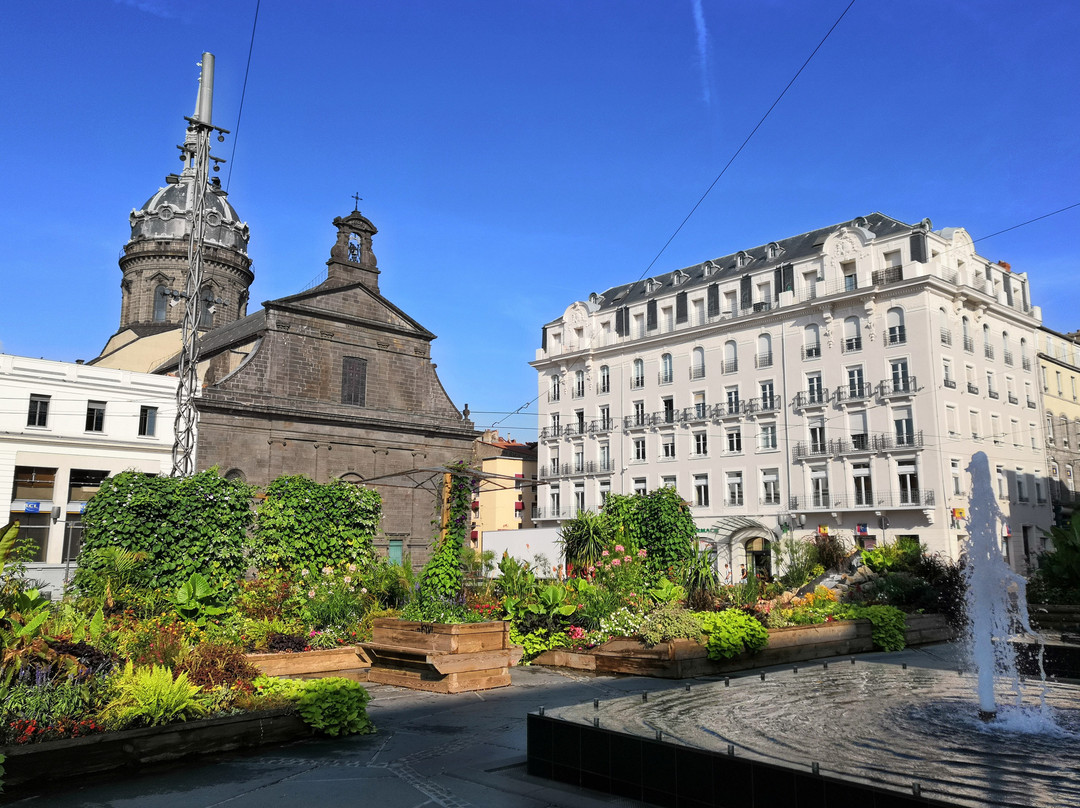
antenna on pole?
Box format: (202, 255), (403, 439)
(172, 53), (231, 477)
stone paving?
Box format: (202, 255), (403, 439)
(7, 644), (963, 808)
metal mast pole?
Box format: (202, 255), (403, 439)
(172, 53), (230, 477)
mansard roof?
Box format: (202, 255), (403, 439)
(591, 212), (915, 311)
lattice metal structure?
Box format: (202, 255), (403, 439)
(172, 53), (230, 477)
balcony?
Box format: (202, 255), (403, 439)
(940, 328), (953, 346)
(591, 418), (614, 434)
(1027, 399), (1037, 409)
(871, 266), (903, 286)
(963, 336), (975, 353)
(759, 395), (780, 413)
(548, 390), (561, 403)
(652, 409), (680, 426)
(944, 378), (957, 389)
(759, 494), (782, 507)
(794, 389), (829, 409)
(658, 372), (674, 386)
(802, 345), (822, 360)
(624, 413), (649, 430)
(835, 382), (873, 404)
(717, 400), (743, 418)
(531, 507), (574, 521)
(789, 489), (934, 511)
(539, 425), (562, 440)
(689, 365), (706, 380)
(752, 301), (772, 313)
(875, 431), (924, 451)
(879, 376), (919, 397)
(791, 441), (831, 460)
(966, 383), (979, 395)
(1003, 350), (1014, 366)
(596, 459), (615, 474)
(988, 390), (999, 400)
(630, 377), (645, 390)
(842, 336), (863, 353)
(836, 434), (872, 455)
(789, 494), (832, 511)
(561, 422), (587, 438)
(755, 352), (774, 369)
(887, 325), (906, 346)
(984, 345), (994, 360)
(1008, 394), (1019, 405)
(721, 359), (739, 374)
(1023, 358), (1032, 371)
(683, 405), (709, 423)
(596, 381), (610, 395)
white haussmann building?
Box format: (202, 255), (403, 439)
(532, 213), (1053, 575)
(0, 354), (177, 591)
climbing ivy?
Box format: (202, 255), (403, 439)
(417, 461), (474, 608)
(77, 469), (254, 595)
(602, 488), (696, 578)
(251, 476), (381, 575)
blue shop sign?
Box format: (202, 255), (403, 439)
(24, 502), (40, 513)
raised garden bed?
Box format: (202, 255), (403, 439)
(245, 645), (371, 681)
(360, 618), (522, 693)
(533, 613), (954, 678)
(0, 707), (312, 790)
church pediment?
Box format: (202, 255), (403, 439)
(267, 281), (435, 340)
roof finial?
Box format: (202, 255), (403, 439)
(352, 192), (362, 212)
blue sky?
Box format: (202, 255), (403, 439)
(2, 1), (1078, 441)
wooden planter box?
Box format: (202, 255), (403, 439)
(360, 619), (522, 693)
(245, 645), (371, 681)
(0, 708), (312, 790)
(533, 613), (955, 678)
(1029, 604), (1080, 632)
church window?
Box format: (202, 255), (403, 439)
(342, 357), (367, 406)
(153, 285), (168, 322)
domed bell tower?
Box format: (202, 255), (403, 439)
(117, 91), (253, 334)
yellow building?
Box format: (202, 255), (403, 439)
(470, 431), (537, 549)
(1038, 327), (1080, 529)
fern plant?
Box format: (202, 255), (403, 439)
(101, 662), (208, 729)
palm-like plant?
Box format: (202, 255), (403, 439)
(558, 510), (610, 572)
(679, 545), (720, 610)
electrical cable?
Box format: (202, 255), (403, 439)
(226, 0), (261, 192)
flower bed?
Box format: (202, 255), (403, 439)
(0, 707), (312, 790)
(533, 613), (953, 678)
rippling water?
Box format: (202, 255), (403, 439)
(552, 663), (1080, 807)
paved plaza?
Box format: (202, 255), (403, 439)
(8, 644), (964, 808)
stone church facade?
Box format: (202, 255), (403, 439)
(89, 96), (478, 564)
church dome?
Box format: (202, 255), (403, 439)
(128, 177), (249, 254)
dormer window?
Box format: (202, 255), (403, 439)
(766, 242), (784, 261)
(672, 270), (690, 286)
(645, 278), (660, 294)
(736, 251), (752, 269)
(702, 261), (718, 278)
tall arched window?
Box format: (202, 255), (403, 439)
(962, 317), (972, 351)
(691, 347), (705, 379)
(756, 333), (772, 368)
(598, 365), (610, 394)
(632, 358), (645, 388)
(803, 324), (821, 358)
(1002, 331), (1011, 365)
(843, 316), (862, 352)
(1020, 338), (1029, 368)
(886, 307), (905, 345)
(938, 308), (952, 345)
(660, 353), (673, 384)
(983, 323), (993, 358)
(723, 341), (738, 373)
(200, 289), (216, 328)
(153, 284), (168, 322)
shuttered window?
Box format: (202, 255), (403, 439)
(675, 292), (687, 323)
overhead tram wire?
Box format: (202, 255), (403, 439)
(226, 0), (261, 192)
(636, 0), (858, 283)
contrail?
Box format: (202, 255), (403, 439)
(690, 0), (710, 104)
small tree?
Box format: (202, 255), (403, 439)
(1031, 511), (1080, 602)
(558, 510), (610, 572)
(417, 462), (474, 607)
(602, 488), (696, 578)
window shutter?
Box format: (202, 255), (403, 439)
(740, 275), (752, 310)
(675, 292), (687, 323)
(541, 326), (547, 351)
(707, 283), (719, 317)
(910, 232), (927, 263)
(646, 299), (657, 331)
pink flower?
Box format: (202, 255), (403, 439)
(361, 587), (368, 594)
(343, 576), (351, 584)
(602, 550), (610, 557)
(614, 545), (625, 553)
(322, 566), (333, 575)
(612, 558), (622, 567)
(301, 569), (310, 577)
(308, 589), (316, 598)
(347, 564), (357, 572)
(624, 556), (632, 563)
(637, 549), (647, 558)
(588, 566), (596, 573)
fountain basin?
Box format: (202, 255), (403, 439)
(528, 660), (1080, 807)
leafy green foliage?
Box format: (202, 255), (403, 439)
(695, 609), (769, 660)
(778, 535), (819, 589)
(417, 463), (473, 607)
(648, 578), (686, 605)
(174, 573), (227, 626)
(679, 545), (720, 610)
(558, 510), (610, 572)
(637, 603), (702, 647)
(861, 537), (923, 574)
(253, 675), (375, 736)
(494, 554), (537, 600)
(77, 470), (253, 596)
(298, 565), (374, 631)
(252, 476), (380, 575)
(1031, 511), (1080, 603)
(844, 604), (907, 652)
(101, 661), (209, 729)
(603, 488), (696, 576)
(509, 626), (568, 662)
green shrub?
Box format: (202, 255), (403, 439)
(637, 603), (702, 647)
(844, 604), (906, 652)
(101, 662), (209, 729)
(603, 489), (696, 576)
(77, 470), (253, 596)
(778, 535), (818, 590)
(295, 678), (374, 736)
(509, 626), (568, 663)
(1031, 511), (1080, 603)
(417, 463), (473, 607)
(559, 511), (611, 572)
(695, 609), (769, 660)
